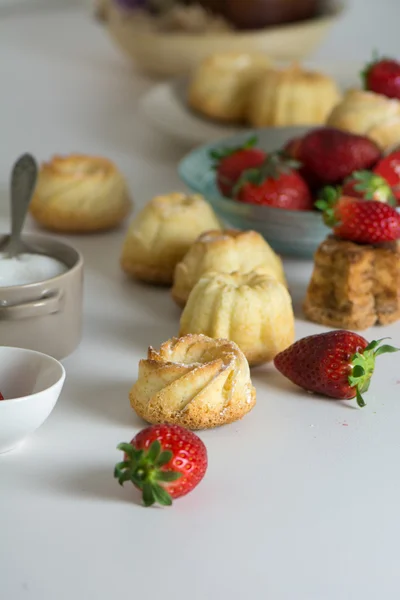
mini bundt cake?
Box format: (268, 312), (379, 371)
(188, 51), (272, 123)
(29, 154), (132, 233)
(247, 63), (341, 127)
(171, 229), (287, 307)
(129, 334), (256, 430)
(120, 192), (221, 285)
(326, 88), (400, 150)
(179, 270), (295, 366)
(303, 236), (400, 330)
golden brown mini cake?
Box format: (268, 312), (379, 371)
(188, 51), (272, 123)
(179, 270), (295, 366)
(171, 229), (287, 307)
(120, 193), (221, 286)
(303, 236), (400, 330)
(129, 334), (256, 430)
(326, 88), (400, 150)
(29, 154), (132, 233)
(247, 63), (341, 127)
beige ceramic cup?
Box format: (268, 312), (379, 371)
(0, 233), (83, 359)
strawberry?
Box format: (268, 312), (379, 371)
(235, 153), (313, 210)
(374, 150), (400, 204)
(210, 136), (266, 197)
(362, 55), (400, 100)
(316, 187), (400, 244)
(0, 392), (3, 401)
(282, 136), (320, 189)
(274, 331), (399, 407)
(298, 127), (381, 184)
(342, 170), (396, 205)
(114, 424), (207, 507)
(283, 137), (303, 161)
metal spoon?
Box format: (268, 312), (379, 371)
(1, 153), (38, 259)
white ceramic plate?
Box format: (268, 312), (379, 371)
(139, 61), (362, 147)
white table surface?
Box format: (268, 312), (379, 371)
(1, 3), (400, 600)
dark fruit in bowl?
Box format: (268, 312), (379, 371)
(196, 0), (320, 30)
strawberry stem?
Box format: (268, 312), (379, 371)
(209, 135), (259, 168)
(348, 338), (399, 407)
(346, 170), (396, 205)
(360, 49), (380, 89)
(114, 440), (182, 507)
(314, 186), (342, 227)
(233, 152), (301, 196)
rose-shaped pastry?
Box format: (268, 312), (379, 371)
(29, 154), (132, 233)
(129, 334), (256, 429)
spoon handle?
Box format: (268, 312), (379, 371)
(9, 153), (38, 253)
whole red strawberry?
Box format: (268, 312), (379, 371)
(362, 55), (400, 100)
(274, 331), (399, 407)
(235, 153), (313, 210)
(282, 136), (320, 189)
(315, 187), (400, 244)
(0, 392), (4, 401)
(342, 170), (396, 205)
(374, 150), (400, 204)
(210, 136), (266, 197)
(298, 127), (381, 184)
(114, 424), (207, 507)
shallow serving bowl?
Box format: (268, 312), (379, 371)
(0, 233), (84, 359)
(178, 126), (334, 258)
(99, 1), (345, 77)
(0, 347), (65, 454)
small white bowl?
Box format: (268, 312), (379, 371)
(0, 347), (66, 454)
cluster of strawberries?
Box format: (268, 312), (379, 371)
(114, 55), (400, 509)
(212, 126), (400, 245)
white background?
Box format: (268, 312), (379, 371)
(0, 2), (400, 600)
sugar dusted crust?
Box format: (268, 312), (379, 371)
(303, 236), (400, 330)
(129, 334), (256, 430)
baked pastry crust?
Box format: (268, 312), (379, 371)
(326, 88), (400, 150)
(303, 236), (400, 330)
(29, 154), (132, 233)
(179, 270), (295, 366)
(171, 229), (287, 307)
(247, 63), (341, 127)
(188, 51), (272, 123)
(129, 333), (256, 430)
(120, 193), (221, 285)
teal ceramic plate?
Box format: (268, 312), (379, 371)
(178, 126), (331, 258)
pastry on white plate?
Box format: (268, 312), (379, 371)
(188, 51), (272, 123)
(247, 62), (341, 127)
